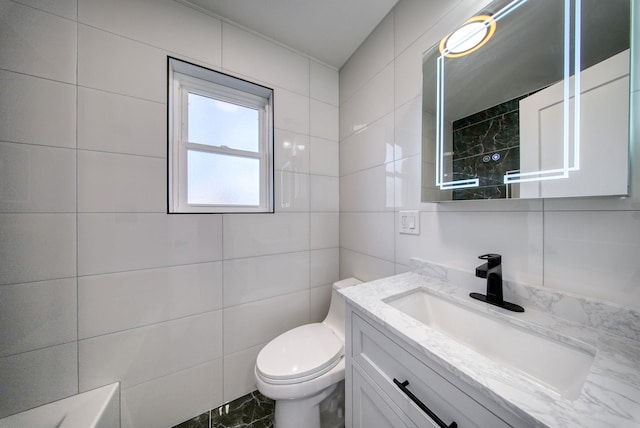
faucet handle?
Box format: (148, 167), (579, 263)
(478, 253), (501, 268)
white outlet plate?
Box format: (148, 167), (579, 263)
(399, 210), (420, 235)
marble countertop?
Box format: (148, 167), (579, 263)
(340, 262), (640, 428)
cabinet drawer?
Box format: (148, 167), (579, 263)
(351, 313), (511, 428)
(352, 364), (421, 428)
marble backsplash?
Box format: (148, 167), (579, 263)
(410, 258), (640, 343)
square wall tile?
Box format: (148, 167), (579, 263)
(222, 23), (309, 95)
(0, 142), (76, 213)
(0, 1), (76, 83)
(310, 213), (339, 250)
(340, 164), (395, 212)
(78, 213), (222, 276)
(274, 88), (310, 135)
(310, 175), (339, 212)
(223, 213), (309, 259)
(79, 311), (222, 390)
(275, 171), (309, 212)
(339, 112), (394, 176)
(79, 0), (222, 68)
(120, 360), (223, 428)
(79, 262), (223, 338)
(0, 278), (76, 357)
(310, 100), (339, 141)
(78, 151), (166, 213)
(0, 214), (76, 286)
(0, 71), (76, 149)
(78, 25), (166, 102)
(223, 251), (309, 307)
(309, 137), (338, 177)
(78, 87), (166, 157)
(223, 290), (309, 354)
(340, 212), (395, 261)
(275, 130), (309, 173)
(0, 343), (78, 418)
(310, 248), (339, 287)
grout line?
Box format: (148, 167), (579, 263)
(75, 0), (80, 395)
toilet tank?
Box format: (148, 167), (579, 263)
(323, 278), (362, 342)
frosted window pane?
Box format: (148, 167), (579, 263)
(188, 93), (259, 152)
(187, 150), (260, 205)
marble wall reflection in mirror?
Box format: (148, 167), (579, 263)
(421, 0), (632, 201)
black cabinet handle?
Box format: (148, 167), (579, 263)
(393, 378), (457, 428)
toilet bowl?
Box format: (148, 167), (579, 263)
(255, 277), (361, 428)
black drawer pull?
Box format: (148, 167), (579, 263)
(393, 378), (457, 428)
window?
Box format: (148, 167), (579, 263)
(168, 57), (274, 213)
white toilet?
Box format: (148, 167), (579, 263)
(254, 277), (362, 428)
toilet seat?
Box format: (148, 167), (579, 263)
(256, 323), (343, 385)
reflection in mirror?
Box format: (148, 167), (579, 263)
(421, 0), (631, 201)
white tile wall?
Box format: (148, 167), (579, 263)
(222, 23), (309, 95)
(310, 99), (339, 141)
(339, 112), (394, 176)
(275, 130), (310, 173)
(309, 137), (339, 177)
(309, 175), (339, 212)
(310, 248), (340, 287)
(223, 344), (263, 402)
(0, 142), (76, 213)
(310, 61), (339, 106)
(339, 0), (640, 311)
(0, 214), (76, 285)
(274, 87), (310, 134)
(310, 213), (339, 249)
(12, 0), (77, 20)
(223, 251), (310, 307)
(78, 151), (166, 213)
(0, 343), (78, 417)
(0, 279), (76, 357)
(77, 87), (166, 157)
(0, 71), (76, 148)
(78, 213), (223, 275)
(275, 171), (310, 212)
(78, 25), (166, 102)
(0, 1), (76, 82)
(78, 262), (223, 338)
(339, 64), (394, 141)
(78, 0), (222, 68)
(120, 359), (223, 428)
(79, 310), (222, 390)
(223, 290), (309, 354)
(223, 213), (309, 259)
(0, 1), (339, 421)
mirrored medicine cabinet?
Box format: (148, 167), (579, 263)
(421, 0), (633, 201)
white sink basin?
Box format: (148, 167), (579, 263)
(384, 288), (595, 399)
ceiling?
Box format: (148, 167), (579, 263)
(181, 0), (399, 69)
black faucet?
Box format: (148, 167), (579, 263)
(470, 254), (524, 312)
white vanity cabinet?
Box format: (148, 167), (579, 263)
(346, 306), (527, 428)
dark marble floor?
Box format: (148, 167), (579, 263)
(173, 391), (274, 428)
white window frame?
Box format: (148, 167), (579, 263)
(168, 57), (274, 213)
